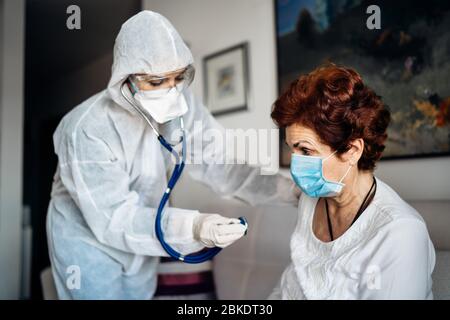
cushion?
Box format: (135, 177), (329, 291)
(432, 250), (450, 300)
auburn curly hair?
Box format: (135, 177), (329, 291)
(271, 64), (391, 171)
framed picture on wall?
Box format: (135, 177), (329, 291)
(275, 0), (450, 167)
(203, 42), (250, 116)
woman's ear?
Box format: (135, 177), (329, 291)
(342, 138), (364, 165)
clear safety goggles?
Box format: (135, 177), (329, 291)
(129, 64), (195, 96)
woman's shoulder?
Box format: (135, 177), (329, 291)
(372, 177), (425, 224)
(369, 177), (431, 245)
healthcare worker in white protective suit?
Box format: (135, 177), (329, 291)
(46, 11), (299, 299)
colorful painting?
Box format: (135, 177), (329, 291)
(275, 0), (450, 166)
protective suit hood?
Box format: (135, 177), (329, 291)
(107, 10), (194, 110)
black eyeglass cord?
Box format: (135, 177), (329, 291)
(325, 176), (377, 241)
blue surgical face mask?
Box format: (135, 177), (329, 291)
(290, 151), (352, 198)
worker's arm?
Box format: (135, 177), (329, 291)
(182, 89), (300, 207)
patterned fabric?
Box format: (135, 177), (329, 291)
(153, 257), (216, 300)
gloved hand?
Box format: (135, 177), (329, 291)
(193, 214), (247, 248)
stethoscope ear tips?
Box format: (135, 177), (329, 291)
(238, 217), (248, 236)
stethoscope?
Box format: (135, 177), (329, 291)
(120, 80), (248, 263)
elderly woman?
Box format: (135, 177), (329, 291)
(269, 64), (435, 299)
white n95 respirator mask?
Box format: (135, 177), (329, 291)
(130, 82), (188, 124)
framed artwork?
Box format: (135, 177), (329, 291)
(275, 0), (450, 167)
(203, 42), (250, 116)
